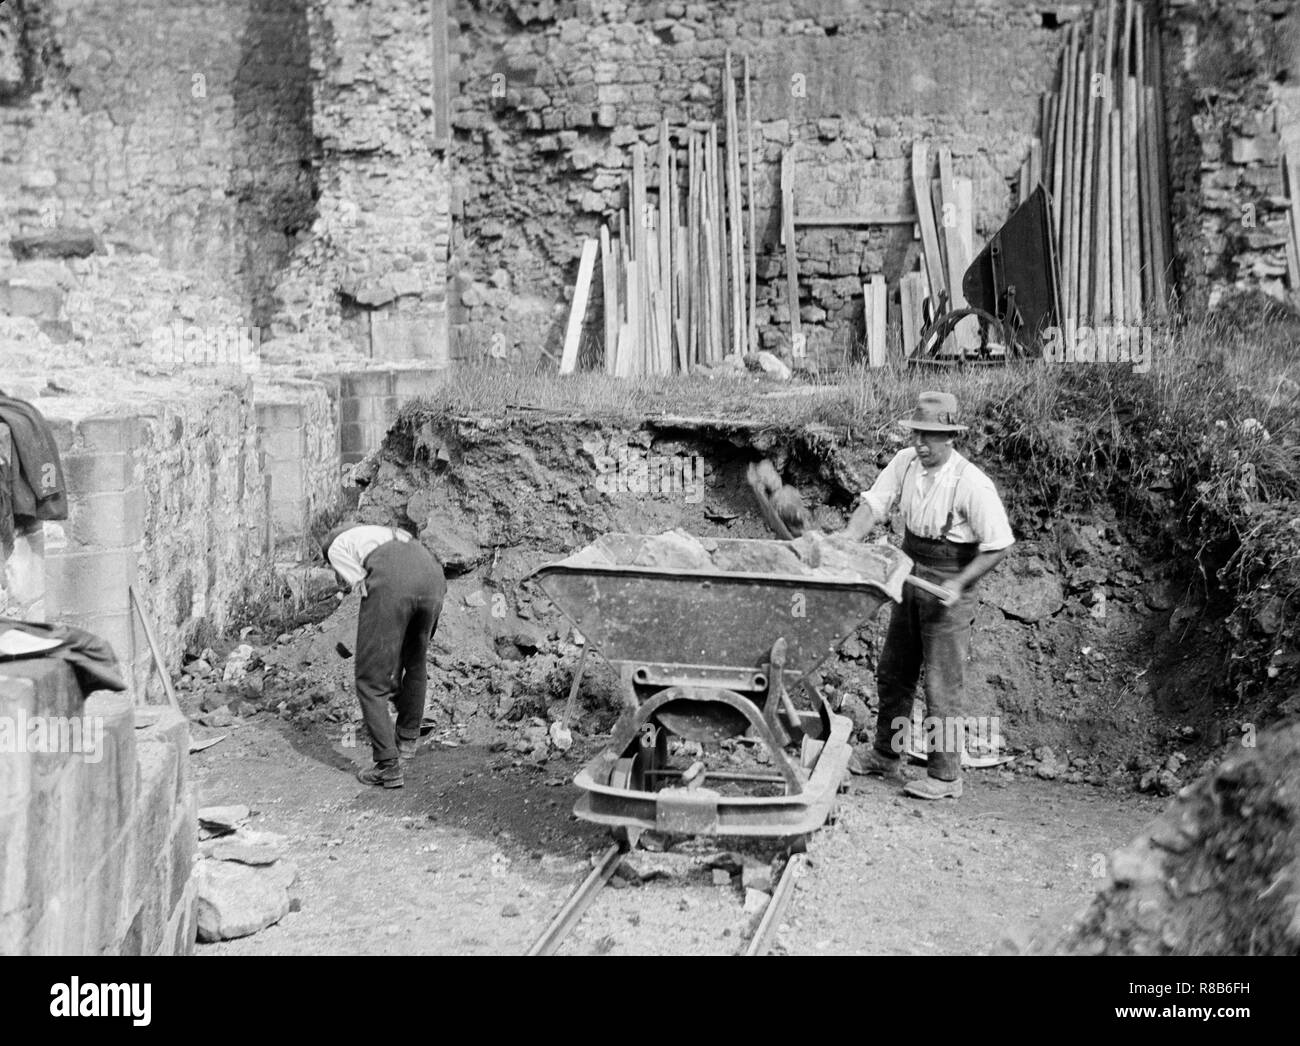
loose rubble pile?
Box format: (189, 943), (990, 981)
(194, 805), (300, 944)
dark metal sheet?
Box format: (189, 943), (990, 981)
(961, 184), (1061, 352)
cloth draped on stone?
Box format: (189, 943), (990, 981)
(0, 617), (128, 695)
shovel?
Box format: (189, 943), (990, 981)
(746, 459), (958, 607)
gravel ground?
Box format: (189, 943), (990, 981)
(192, 713), (1163, 956)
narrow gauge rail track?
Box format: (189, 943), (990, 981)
(526, 842), (807, 956)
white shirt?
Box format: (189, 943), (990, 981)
(860, 448), (1015, 553)
(326, 525), (413, 587)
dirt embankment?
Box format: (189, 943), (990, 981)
(303, 405), (1253, 794)
(1047, 720), (1300, 955)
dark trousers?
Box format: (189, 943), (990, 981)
(355, 538), (447, 763)
(873, 533), (979, 782)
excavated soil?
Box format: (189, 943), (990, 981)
(183, 406), (1287, 955)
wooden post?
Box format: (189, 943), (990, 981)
(658, 120), (673, 374)
(900, 272), (917, 356)
(1078, 14), (1100, 323)
(745, 54), (757, 356)
(631, 142), (649, 374)
(782, 149), (802, 356)
(1134, 2), (1153, 312)
(1068, 25), (1087, 324)
(1109, 109), (1125, 325)
(936, 147), (977, 353)
(1056, 28), (1076, 321)
(1150, 16), (1172, 315)
(912, 142), (946, 308)
(560, 239), (598, 374)
(1124, 75), (1142, 323)
(865, 275), (887, 367)
(600, 226), (617, 374)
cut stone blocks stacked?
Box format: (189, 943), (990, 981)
(43, 415), (148, 694)
(327, 368), (448, 467)
(0, 660), (197, 955)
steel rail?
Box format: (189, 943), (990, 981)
(743, 852), (805, 956)
(526, 842), (624, 956)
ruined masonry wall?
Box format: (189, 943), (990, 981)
(1164, 0), (1300, 310)
(448, 0), (1066, 368)
(0, 0), (316, 323)
(271, 0), (451, 364)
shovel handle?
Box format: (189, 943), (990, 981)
(904, 573), (958, 607)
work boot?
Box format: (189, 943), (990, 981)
(903, 776), (963, 800)
(396, 735), (419, 762)
(357, 759), (403, 789)
(847, 746), (905, 781)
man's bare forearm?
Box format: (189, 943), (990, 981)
(954, 548), (1009, 589)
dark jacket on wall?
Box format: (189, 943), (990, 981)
(0, 392), (69, 524)
(0, 617), (128, 695)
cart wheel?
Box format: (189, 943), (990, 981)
(639, 722), (669, 793)
(799, 736), (825, 771)
(608, 757), (637, 790)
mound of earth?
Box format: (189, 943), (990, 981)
(1044, 721), (1300, 955)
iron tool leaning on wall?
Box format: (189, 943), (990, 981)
(841, 392), (1014, 800)
(321, 523), (447, 789)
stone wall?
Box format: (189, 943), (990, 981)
(270, 0), (452, 365)
(1164, 0), (1300, 310)
(25, 386), (273, 697)
(256, 379), (341, 557)
(0, 662), (197, 955)
(447, 0), (1067, 368)
(0, 0), (317, 324)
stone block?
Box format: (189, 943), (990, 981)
(352, 396), (393, 425)
(75, 416), (146, 454)
(136, 707), (190, 803)
(0, 805), (30, 927)
(74, 826), (131, 955)
(10, 229), (100, 260)
(65, 487), (146, 549)
(168, 801), (198, 912)
(14, 759), (79, 933)
(1231, 134), (1280, 164)
(44, 547), (137, 618)
(255, 402), (302, 431)
(0, 280), (64, 320)
(60, 452), (134, 495)
(339, 422), (370, 457)
(163, 874), (198, 956)
(259, 427), (305, 463)
(267, 463), (304, 503)
(58, 611), (134, 673)
(0, 902), (35, 956)
(339, 372), (393, 399)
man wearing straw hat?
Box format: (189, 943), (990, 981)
(841, 391), (1014, 800)
(320, 522), (447, 789)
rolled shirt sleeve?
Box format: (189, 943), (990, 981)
(326, 534), (368, 588)
(960, 473), (1016, 553)
(859, 449), (911, 521)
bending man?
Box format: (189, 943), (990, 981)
(321, 523), (447, 789)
